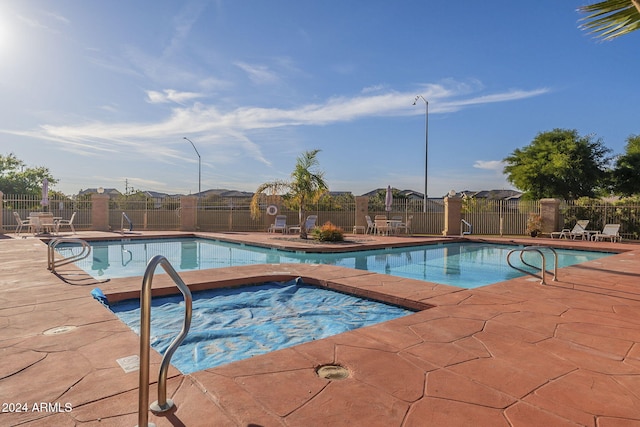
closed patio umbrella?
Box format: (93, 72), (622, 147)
(40, 178), (49, 210)
(385, 185), (393, 213)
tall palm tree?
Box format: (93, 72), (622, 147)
(251, 149), (328, 239)
(579, 0), (640, 40)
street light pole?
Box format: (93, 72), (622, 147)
(413, 95), (428, 212)
(183, 137), (201, 197)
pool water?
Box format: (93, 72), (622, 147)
(108, 278), (413, 373)
(60, 238), (613, 288)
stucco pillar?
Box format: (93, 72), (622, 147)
(539, 198), (561, 234)
(354, 196), (369, 233)
(91, 193), (110, 231)
(180, 196), (198, 231)
(442, 196), (462, 236)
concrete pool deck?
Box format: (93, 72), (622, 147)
(1, 231), (639, 426)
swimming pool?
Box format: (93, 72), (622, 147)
(107, 278), (413, 373)
(60, 238), (613, 288)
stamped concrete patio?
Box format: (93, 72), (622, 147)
(1, 231), (639, 426)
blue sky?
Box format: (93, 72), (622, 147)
(0, 1), (637, 197)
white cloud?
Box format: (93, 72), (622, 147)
(146, 89), (203, 104)
(234, 62), (279, 84)
(4, 81), (548, 170)
(473, 160), (505, 171)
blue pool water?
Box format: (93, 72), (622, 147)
(108, 278), (413, 373)
(60, 238), (613, 288)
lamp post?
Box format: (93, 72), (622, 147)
(183, 137), (201, 197)
(413, 95), (428, 212)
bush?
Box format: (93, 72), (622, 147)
(312, 221), (344, 242)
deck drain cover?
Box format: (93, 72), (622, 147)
(43, 325), (77, 335)
(316, 364), (349, 380)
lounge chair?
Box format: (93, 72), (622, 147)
(591, 224), (621, 242)
(13, 212), (34, 236)
(268, 215), (288, 233)
(288, 215), (318, 234)
(55, 212), (77, 234)
(550, 220), (589, 240)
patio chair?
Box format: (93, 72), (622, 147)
(365, 215), (376, 234)
(268, 215), (288, 233)
(13, 212), (34, 236)
(37, 213), (56, 235)
(550, 220), (589, 240)
(288, 215), (318, 234)
(374, 218), (390, 236)
(591, 224), (621, 242)
(396, 215), (413, 235)
(55, 212), (77, 234)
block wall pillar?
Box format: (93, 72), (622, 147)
(354, 196), (369, 232)
(91, 193), (110, 231)
(443, 196), (462, 236)
(180, 196), (198, 231)
(540, 198), (561, 234)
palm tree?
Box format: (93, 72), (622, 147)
(251, 149), (328, 239)
(579, 0), (640, 40)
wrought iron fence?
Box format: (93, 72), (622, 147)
(462, 199), (540, 236)
(110, 197), (181, 231)
(561, 199), (640, 240)
(2, 192), (638, 239)
(1, 194), (91, 233)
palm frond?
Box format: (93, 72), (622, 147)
(579, 0), (640, 40)
(249, 180), (291, 219)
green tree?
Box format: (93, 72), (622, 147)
(612, 134), (640, 196)
(503, 129), (611, 200)
(579, 0), (640, 40)
(251, 149), (328, 239)
(0, 153), (57, 195)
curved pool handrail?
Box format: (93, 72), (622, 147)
(461, 219), (473, 236)
(121, 211), (133, 233)
(138, 255), (192, 427)
(506, 245), (558, 285)
(47, 237), (91, 273)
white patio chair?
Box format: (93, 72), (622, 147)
(365, 215), (376, 234)
(591, 224), (621, 242)
(396, 215), (413, 235)
(13, 212), (34, 236)
(375, 218), (390, 236)
(55, 212), (77, 234)
(38, 213), (56, 235)
(550, 220), (589, 239)
(289, 215), (318, 234)
(268, 215), (288, 233)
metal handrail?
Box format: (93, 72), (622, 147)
(121, 212), (133, 233)
(506, 245), (558, 285)
(461, 219), (473, 235)
(47, 237), (91, 273)
(138, 255), (192, 427)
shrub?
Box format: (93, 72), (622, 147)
(312, 221), (344, 242)
(526, 213), (542, 236)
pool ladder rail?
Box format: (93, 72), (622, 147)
(507, 245), (558, 285)
(461, 219), (473, 236)
(121, 211), (134, 234)
(47, 237), (91, 274)
(137, 255), (192, 427)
